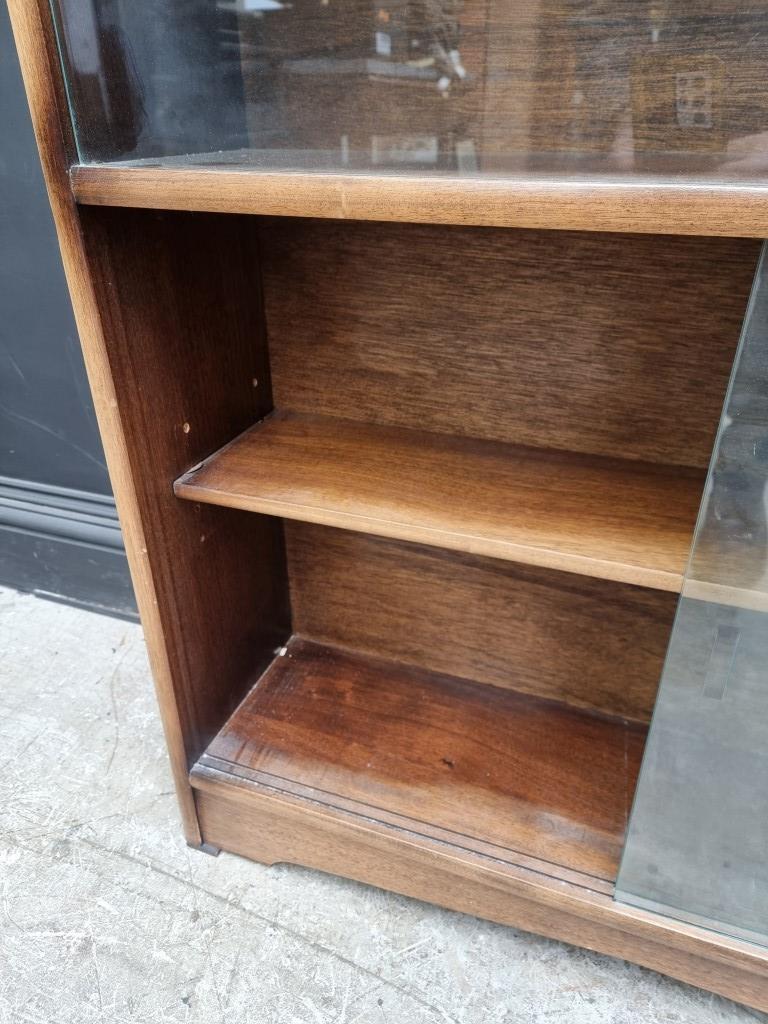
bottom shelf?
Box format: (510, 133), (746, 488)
(191, 638), (646, 889)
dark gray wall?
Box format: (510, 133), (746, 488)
(0, 2), (135, 616)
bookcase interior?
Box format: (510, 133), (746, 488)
(79, 202), (760, 887)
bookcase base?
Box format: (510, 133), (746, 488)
(192, 772), (768, 1012)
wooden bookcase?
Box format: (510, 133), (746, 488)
(9, 0), (768, 1010)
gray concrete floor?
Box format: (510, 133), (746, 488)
(1, 585), (766, 1024)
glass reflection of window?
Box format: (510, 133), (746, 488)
(49, 1), (768, 179)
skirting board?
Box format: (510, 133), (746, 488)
(0, 475), (136, 617)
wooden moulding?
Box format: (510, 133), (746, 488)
(175, 410), (704, 591)
(191, 770), (768, 1011)
(188, 633), (768, 1007)
(188, 632), (768, 1004)
(72, 163), (768, 238)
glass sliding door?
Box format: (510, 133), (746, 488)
(616, 244), (768, 945)
(50, 0), (768, 183)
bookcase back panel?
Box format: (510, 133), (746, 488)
(284, 521), (677, 722)
(260, 219), (758, 468)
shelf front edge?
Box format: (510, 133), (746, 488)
(72, 165), (768, 237)
(173, 411), (695, 593)
(175, 476), (684, 591)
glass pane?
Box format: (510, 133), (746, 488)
(51, 0), (768, 180)
(616, 244), (768, 946)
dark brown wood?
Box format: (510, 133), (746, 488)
(72, 164), (768, 239)
(192, 776), (768, 1012)
(78, 205), (291, 761)
(194, 637), (647, 881)
(11, 0), (768, 1007)
(4, 0), (209, 841)
(284, 524), (676, 722)
(176, 410), (704, 591)
(260, 220), (756, 468)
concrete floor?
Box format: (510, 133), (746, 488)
(1, 585), (766, 1024)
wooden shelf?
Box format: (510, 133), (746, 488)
(14, 0), (768, 1004)
(191, 637), (646, 886)
(70, 164), (768, 238)
(174, 411), (703, 591)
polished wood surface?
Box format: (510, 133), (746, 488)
(7, 0), (290, 844)
(72, 164), (768, 238)
(6, 0), (213, 839)
(79, 206), (291, 760)
(195, 637), (647, 881)
(13, 0), (768, 1005)
(176, 410), (703, 591)
(192, 776), (768, 1011)
(285, 524), (676, 722)
(260, 219), (755, 468)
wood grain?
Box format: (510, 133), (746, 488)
(175, 410), (704, 591)
(260, 220), (756, 468)
(285, 524), (676, 722)
(5, 0), (212, 840)
(79, 205), (291, 761)
(72, 164), (768, 238)
(6, 0), (293, 843)
(14, 0), (768, 1003)
(192, 775), (768, 1011)
(196, 637), (647, 881)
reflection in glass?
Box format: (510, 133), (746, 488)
(616, 245), (768, 945)
(50, 1), (768, 180)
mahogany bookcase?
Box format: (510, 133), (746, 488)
(9, 0), (768, 1009)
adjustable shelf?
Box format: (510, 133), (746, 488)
(13, 0), (768, 1006)
(175, 410), (704, 591)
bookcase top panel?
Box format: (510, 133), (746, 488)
(52, 0), (768, 188)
